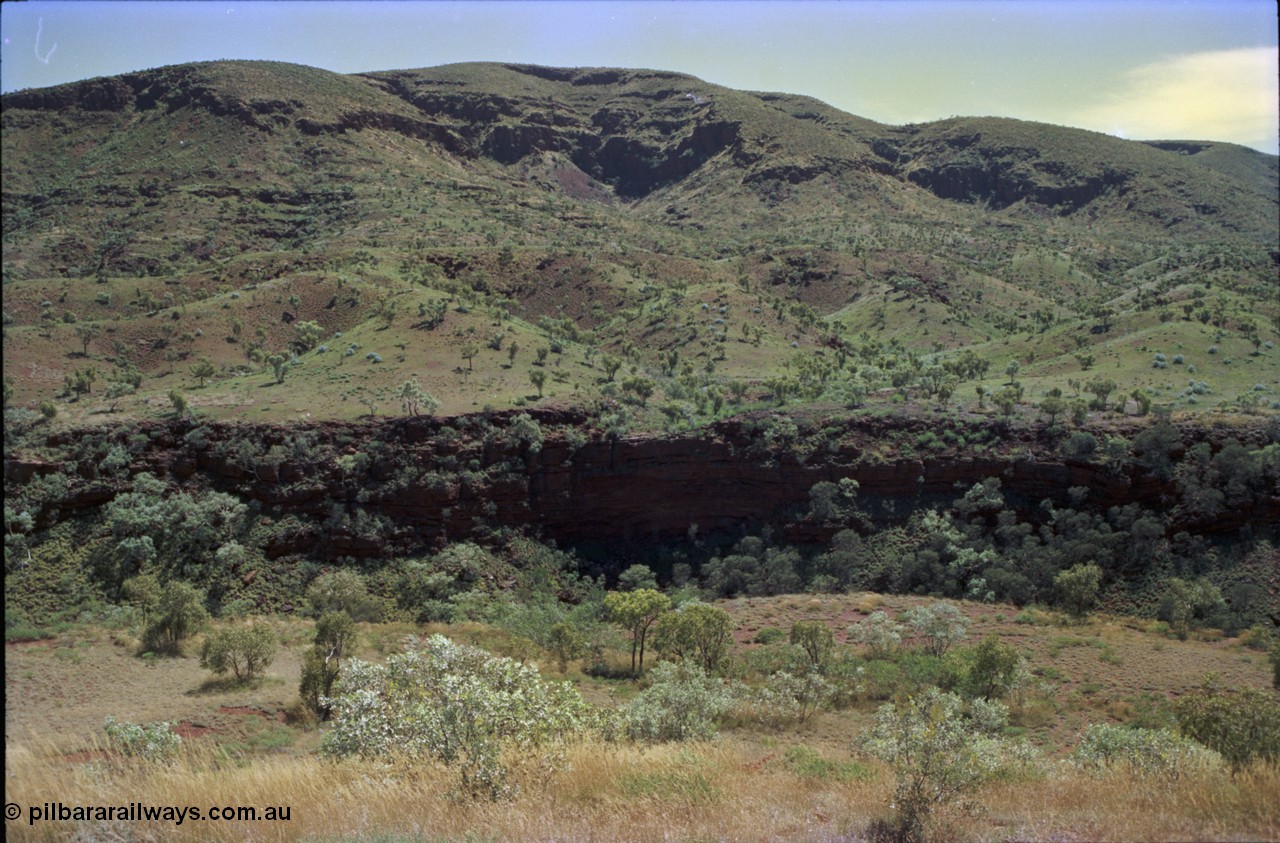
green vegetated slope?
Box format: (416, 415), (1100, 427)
(2, 60), (1277, 425)
(4, 61), (1280, 843)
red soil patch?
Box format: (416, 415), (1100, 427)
(173, 720), (216, 739)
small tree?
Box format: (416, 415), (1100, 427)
(621, 376), (655, 407)
(602, 355), (622, 382)
(653, 603), (735, 673)
(323, 635), (592, 800)
(605, 588), (671, 676)
(189, 358), (215, 388)
(300, 611), (356, 720)
(143, 581), (208, 655)
(1086, 376), (1117, 410)
(397, 379), (439, 417)
(461, 342), (479, 371)
(528, 369), (546, 398)
(104, 381), (135, 412)
(121, 572), (162, 628)
(75, 322), (101, 356)
(1159, 577), (1226, 639)
(267, 353), (287, 384)
(903, 602), (969, 657)
(200, 622), (278, 682)
(789, 620), (835, 667)
(1054, 562), (1103, 621)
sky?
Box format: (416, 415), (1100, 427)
(2, 1), (1277, 154)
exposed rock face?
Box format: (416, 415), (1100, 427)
(22, 413), (1279, 560)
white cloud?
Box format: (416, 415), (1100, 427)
(1072, 47), (1279, 153)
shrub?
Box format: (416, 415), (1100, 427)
(323, 634), (593, 799)
(848, 611), (903, 659)
(200, 622), (278, 682)
(1173, 685), (1280, 773)
(754, 626), (785, 645)
(1071, 723), (1220, 779)
(859, 689), (1034, 843)
(624, 660), (736, 742)
(1061, 431), (1098, 458)
(103, 716), (181, 762)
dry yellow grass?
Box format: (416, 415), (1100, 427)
(6, 737), (1278, 842)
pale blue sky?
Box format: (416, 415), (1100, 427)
(2, 1), (1277, 152)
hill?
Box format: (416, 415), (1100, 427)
(2, 60), (1277, 425)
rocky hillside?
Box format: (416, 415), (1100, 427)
(2, 60), (1277, 427)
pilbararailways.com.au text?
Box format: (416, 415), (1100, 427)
(9, 801), (291, 826)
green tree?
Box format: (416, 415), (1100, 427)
(621, 375), (655, 407)
(75, 322), (101, 356)
(623, 660), (735, 742)
(617, 563), (658, 591)
(1039, 391), (1065, 425)
(1054, 562), (1103, 620)
(121, 573), (162, 628)
(305, 570), (381, 621)
(527, 368), (547, 398)
(200, 622), (278, 682)
(789, 620), (835, 667)
(461, 342), (479, 371)
(605, 588), (671, 677)
(300, 611), (356, 720)
(653, 603), (735, 673)
(103, 381), (135, 412)
(960, 635), (1022, 700)
(1086, 377), (1117, 410)
(1159, 577), (1226, 639)
(294, 320), (323, 351)
(143, 581), (208, 655)
(547, 621), (587, 673)
(267, 353), (287, 384)
(397, 379), (439, 417)
(189, 358), (215, 388)
(602, 355), (622, 382)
